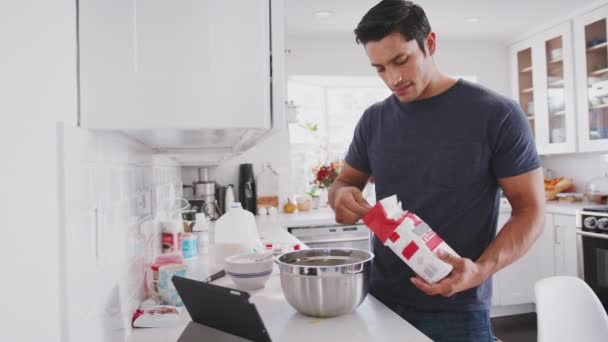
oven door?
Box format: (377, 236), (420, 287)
(577, 229), (608, 310)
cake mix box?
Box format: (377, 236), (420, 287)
(363, 195), (459, 284)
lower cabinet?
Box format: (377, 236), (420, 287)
(492, 212), (578, 309)
(552, 213), (579, 277)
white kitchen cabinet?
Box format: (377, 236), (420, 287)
(509, 40), (538, 147)
(551, 214), (579, 277)
(493, 212), (555, 306)
(574, 5), (608, 152)
(509, 22), (576, 154)
(493, 212), (579, 311)
(78, 0), (285, 163)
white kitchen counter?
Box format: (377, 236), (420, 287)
(255, 207), (340, 228)
(128, 222), (430, 342)
(255, 198), (587, 225)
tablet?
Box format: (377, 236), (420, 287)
(172, 275), (272, 342)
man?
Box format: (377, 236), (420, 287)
(328, 1), (545, 341)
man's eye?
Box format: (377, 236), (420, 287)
(396, 58), (407, 65)
(376, 68), (385, 73)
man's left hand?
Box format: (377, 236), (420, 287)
(410, 250), (491, 297)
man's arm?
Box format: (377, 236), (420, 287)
(329, 162), (372, 224)
(411, 167), (545, 297)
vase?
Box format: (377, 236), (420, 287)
(311, 196), (320, 210)
(319, 187), (329, 207)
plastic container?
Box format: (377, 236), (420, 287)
(181, 233), (198, 259)
(161, 220), (183, 254)
(585, 174), (608, 204)
(213, 202), (260, 257)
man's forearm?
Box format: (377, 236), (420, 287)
(476, 205), (545, 278)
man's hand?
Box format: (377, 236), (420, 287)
(332, 186), (372, 224)
(410, 250), (491, 297)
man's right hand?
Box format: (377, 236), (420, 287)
(332, 186), (372, 224)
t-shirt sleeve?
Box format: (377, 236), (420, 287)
(345, 111), (372, 175)
(491, 101), (541, 178)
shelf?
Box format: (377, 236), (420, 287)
(550, 110), (566, 116)
(548, 80), (564, 88)
(590, 103), (608, 110)
(520, 87), (534, 94)
(589, 67), (608, 76)
(547, 57), (563, 64)
(520, 66), (533, 73)
(587, 42), (608, 52)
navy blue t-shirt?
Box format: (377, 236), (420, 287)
(345, 79), (541, 311)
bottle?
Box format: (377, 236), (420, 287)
(214, 202), (260, 257)
(238, 163), (257, 215)
(224, 184), (235, 215)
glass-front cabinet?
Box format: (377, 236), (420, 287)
(575, 6), (608, 151)
(510, 42), (538, 147)
(509, 22), (576, 154)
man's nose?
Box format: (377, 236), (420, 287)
(388, 69), (402, 86)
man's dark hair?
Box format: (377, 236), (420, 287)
(354, 0), (431, 55)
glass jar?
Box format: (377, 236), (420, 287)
(585, 173), (608, 204)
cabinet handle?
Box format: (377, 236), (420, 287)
(554, 225), (561, 245)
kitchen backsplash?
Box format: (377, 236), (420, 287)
(541, 152), (608, 192)
(59, 124), (181, 341)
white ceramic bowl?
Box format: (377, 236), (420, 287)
(225, 252), (274, 290)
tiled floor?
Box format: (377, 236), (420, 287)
(491, 313), (537, 342)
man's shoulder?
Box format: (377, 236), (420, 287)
(459, 80), (518, 113)
(360, 95), (397, 122)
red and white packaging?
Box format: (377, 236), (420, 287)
(363, 195), (459, 284)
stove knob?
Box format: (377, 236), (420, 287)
(584, 216), (598, 229)
(598, 218), (608, 231)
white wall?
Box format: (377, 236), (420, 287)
(182, 127), (291, 206)
(0, 2), (183, 341)
(0, 1), (76, 341)
(541, 152), (608, 192)
(286, 33), (511, 96)
(60, 126), (181, 342)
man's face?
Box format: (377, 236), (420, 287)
(365, 31), (434, 103)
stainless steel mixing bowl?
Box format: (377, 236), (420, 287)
(275, 248), (374, 318)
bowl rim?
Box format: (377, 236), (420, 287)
(226, 270), (273, 278)
(225, 251), (275, 264)
(275, 247), (374, 269)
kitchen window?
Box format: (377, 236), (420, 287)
(287, 75), (477, 196)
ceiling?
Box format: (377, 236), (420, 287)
(285, 0), (601, 42)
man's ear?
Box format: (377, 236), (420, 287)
(426, 32), (436, 56)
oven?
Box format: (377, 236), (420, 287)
(287, 224), (372, 252)
(576, 207), (608, 312)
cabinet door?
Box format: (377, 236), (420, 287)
(575, 5), (608, 152)
(78, 0), (137, 128)
(535, 22), (577, 154)
(80, 0), (271, 130)
(510, 41), (541, 148)
(553, 214), (579, 277)
(494, 213), (555, 306)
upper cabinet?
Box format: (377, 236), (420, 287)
(509, 22), (577, 155)
(78, 0), (285, 164)
(574, 6), (608, 152)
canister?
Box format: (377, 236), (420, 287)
(182, 233), (198, 259)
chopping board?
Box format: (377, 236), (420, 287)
(257, 163), (279, 208)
